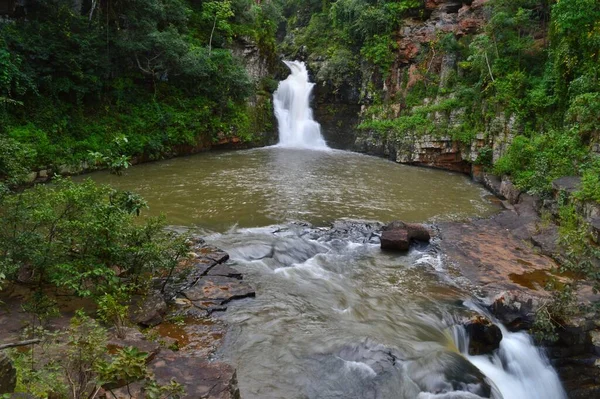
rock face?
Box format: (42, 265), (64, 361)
(0, 352), (16, 394)
(380, 221), (431, 251)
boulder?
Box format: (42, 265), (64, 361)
(0, 352), (16, 394)
(129, 290), (168, 327)
(381, 229), (410, 251)
(381, 221), (431, 251)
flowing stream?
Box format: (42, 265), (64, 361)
(81, 61), (567, 398)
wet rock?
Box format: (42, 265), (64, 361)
(0, 352), (17, 394)
(129, 290), (167, 327)
(183, 276), (254, 302)
(438, 217), (557, 295)
(464, 319), (503, 355)
(150, 352), (240, 399)
(181, 276), (255, 314)
(405, 223), (432, 242)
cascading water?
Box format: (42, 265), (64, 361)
(452, 305), (567, 399)
(273, 61), (329, 149)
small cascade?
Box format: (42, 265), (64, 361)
(453, 306), (567, 399)
(273, 61), (329, 149)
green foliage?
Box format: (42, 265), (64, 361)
(0, 178), (189, 298)
(97, 346), (148, 387)
(0, 0), (278, 175)
(0, 135), (35, 187)
(8, 311), (185, 398)
(558, 204), (600, 291)
(532, 283), (577, 342)
(576, 159), (600, 203)
(97, 291), (130, 339)
(494, 130), (587, 195)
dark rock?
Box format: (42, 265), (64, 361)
(464, 320), (503, 355)
(150, 352), (240, 399)
(381, 229), (410, 251)
(592, 330), (600, 356)
(0, 352), (16, 394)
(129, 290), (167, 327)
(552, 176), (582, 195)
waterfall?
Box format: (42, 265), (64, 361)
(273, 61), (329, 149)
(453, 305), (567, 399)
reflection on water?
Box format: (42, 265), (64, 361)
(82, 147), (498, 231)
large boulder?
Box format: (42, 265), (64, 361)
(380, 221), (431, 251)
(0, 352), (17, 394)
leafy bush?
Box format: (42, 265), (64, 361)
(494, 130), (587, 195)
(0, 178), (188, 298)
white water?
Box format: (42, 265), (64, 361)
(273, 61), (329, 149)
(454, 306), (567, 399)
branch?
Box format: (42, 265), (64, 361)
(484, 51), (495, 82)
(0, 339), (41, 350)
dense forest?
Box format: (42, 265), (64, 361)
(1, 0), (283, 185)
